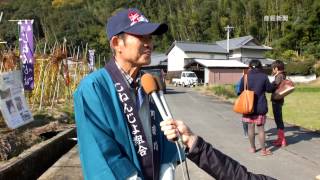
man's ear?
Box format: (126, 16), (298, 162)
(110, 36), (124, 55)
(110, 36), (119, 50)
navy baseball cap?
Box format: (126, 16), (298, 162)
(106, 8), (168, 40)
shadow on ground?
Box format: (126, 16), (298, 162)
(165, 88), (186, 95)
(265, 125), (320, 152)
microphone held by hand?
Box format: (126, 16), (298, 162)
(141, 73), (169, 120)
(141, 73), (189, 180)
(141, 73), (179, 141)
(153, 76), (172, 118)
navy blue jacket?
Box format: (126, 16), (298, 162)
(239, 69), (274, 115)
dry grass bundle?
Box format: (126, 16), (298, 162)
(0, 51), (20, 72)
(0, 43), (91, 116)
(31, 46), (89, 110)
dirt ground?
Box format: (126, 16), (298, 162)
(0, 108), (75, 162)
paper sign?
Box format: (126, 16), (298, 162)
(0, 70), (33, 129)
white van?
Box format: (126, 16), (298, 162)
(172, 71), (198, 87)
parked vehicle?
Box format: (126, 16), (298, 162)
(172, 71), (198, 87)
(142, 68), (167, 93)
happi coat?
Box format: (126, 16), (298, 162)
(74, 68), (178, 180)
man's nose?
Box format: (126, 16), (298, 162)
(144, 38), (153, 50)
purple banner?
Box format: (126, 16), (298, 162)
(19, 20), (34, 90)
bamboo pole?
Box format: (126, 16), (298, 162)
(43, 42), (47, 55)
(98, 54), (101, 68)
(74, 56), (78, 86)
(38, 61), (52, 111)
(51, 41), (57, 54)
(0, 58), (3, 73)
(84, 43), (88, 62)
(64, 59), (72, 101)
(31, 58), (46, 109)
(50, 61), (62, 109)
(76, 46), (80, 61)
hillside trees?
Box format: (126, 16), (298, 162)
(0, 0), (319, 69)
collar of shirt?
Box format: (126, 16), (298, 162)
(114, 61), (140, 88)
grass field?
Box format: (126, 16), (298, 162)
(199, 79), (320, 131)
(267, 82), (320, 131)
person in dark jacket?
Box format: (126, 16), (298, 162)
(238, 59), (274, 156)
(160, 119), (276, 180)
(271, 60), (287, 147)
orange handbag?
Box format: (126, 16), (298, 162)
(233, 74), (254, 114)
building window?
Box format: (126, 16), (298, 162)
(229, 50), (233, 57)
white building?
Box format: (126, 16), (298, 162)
(216, 35), (273, 66)
(166, 41), (228, 72)
(166, 35), (274, 84)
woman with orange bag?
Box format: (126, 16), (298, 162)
(238, 59), (274, 156)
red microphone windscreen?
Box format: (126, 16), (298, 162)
(141, 73), (158, 94)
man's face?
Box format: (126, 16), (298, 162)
(117, 33), (153, 67)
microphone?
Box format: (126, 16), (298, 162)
(141, 73), (190, 180)
(141, 73), (183, 143)
(141, 73), (170, 121)
(153, 76), (172, 119)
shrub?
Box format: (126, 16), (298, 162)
(286, 61), (315, 75)
(313, 61), (320, 77)
(281, 50), (298, 62)
(207, 84), (237, 99)
(166, 71), (181, 82)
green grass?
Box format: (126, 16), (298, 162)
(267, 85), (320, 131)
(199, 83), (320, 131)
(205, 84), (237, 99)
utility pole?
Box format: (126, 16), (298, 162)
(224, 25), (234, 59)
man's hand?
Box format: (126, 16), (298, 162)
(160, 119), (196, 149)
